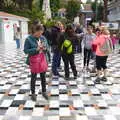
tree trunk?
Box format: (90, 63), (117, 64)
(103, 0), (108, 22)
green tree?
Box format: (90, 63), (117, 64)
(0, 0), (34, 10)
(0, 0), (45, 27)
(91, 0), (103, 22)
(27, 7), (44, 24)
(39, 0), (43, 10)
(50, 0), (60, 16)
(66, 0), (80, 22)
(91, 0), (108, 22)
(97, 2), (104, 21)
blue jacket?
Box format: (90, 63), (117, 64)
(24, 35), (49, 64)
(24, 35), (39, 56)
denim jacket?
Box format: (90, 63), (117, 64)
(24, 35), (49, 65)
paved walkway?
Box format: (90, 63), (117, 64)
(0, 44), (120, 120)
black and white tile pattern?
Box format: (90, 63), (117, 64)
(0, 44), (120, 120)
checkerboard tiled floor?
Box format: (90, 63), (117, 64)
(0, 44), (120, 120)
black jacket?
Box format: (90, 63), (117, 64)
(50, 26), (64, 51)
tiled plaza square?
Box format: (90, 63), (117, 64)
(0, 44), (120, 120)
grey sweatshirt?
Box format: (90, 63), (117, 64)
(83, 33), (96, 49)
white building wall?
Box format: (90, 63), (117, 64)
(0, 19), (28, 48)
(108, 0), (120, 22)
(3, 20), (19, 44)
(20, 21), (28, 49)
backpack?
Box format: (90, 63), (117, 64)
(100, 37), (113, 55)
(61, 39), (73, 54)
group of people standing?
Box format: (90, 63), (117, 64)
(24, 20), (119, 101)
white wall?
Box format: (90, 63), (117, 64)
(3, 20), (19, 44)
(1, 19), (28, 48)
(20, 21), (28, 49)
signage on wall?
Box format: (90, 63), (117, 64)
(4, 18), (8, 20)
(93, 22), (119, 30)
(102, 22), (119, 30)
(3, 18), (9, 22)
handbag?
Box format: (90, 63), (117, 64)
(29, 52), (48, 73)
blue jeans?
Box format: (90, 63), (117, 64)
(57, 55), (61, 68)
(16, 39), (20, 49)
(52, 50), (61, 75)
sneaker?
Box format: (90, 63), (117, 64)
(86, 67), (91, 72)
(42, 92), (49, 100)
(74, 76), (77, 79)
(31, 94), (36, 101)
(53, 73), (63, 78)
(82, 67), (86, 72)
(58, 74), (64, 77)
(90, 68), (96, 73)
(65, 77), (69, 80)
(57, 67), (62, 70)
(101, 77), (107, 82)
(94, 77), (101, 84)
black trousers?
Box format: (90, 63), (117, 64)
(62, 54), (77, 78)
(78, 39), (82, 53)
(84, 48), (92, 67)
(31, 72), (46, 94)
(96, 56), (108, 70)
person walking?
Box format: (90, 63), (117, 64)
(15, 27), (21, 49)
(83, 26), (96, 71)
(75, 23), (83, 53)
(24, 24), (49, 101)
(119, 37), (120, 54)
(93, 28), (113, 83)
(111, 33), (117, 50)
(61, 24), (77, 80)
